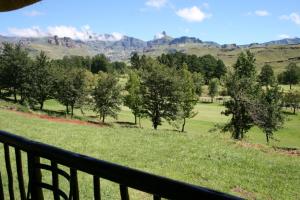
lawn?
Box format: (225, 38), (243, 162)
(0, 99), (299, 199)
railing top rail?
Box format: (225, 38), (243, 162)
(0, 130), (242, 200)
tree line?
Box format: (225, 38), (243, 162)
(0, 42), (299, 142)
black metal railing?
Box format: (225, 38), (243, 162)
(0, 130), (242, 200)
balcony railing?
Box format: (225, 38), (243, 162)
(0, 130), (242, 200)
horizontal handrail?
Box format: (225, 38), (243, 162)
(0, 130), (242, 199)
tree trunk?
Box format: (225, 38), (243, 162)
(153, 123), (158, 130)
(40, 102), (44, 110)
(13, 89), (17, 102)
(71, 105), (74, 118)
(181, 118), (186, 132)
(290, 83), (292, 90)
(293, 106), (296, 115)
(102, 115), (105, 123)
(266, 133), (269, 143)
(66, 104), (69, 114)
(134, 114), (137, 125)
(211, 97), (213, 103)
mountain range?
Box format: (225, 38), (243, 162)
(0, 32), (300, 71)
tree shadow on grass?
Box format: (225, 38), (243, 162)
(115, 121), (139, 128)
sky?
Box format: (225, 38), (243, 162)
(0, 0), (299, 44)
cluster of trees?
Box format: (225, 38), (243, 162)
(222, 51), (287, 143)
(132, 52), (227, 84)
(0, 43), (200, 132)
(125, 59), (199, 131)
(1, 43), (299, 142)
(277, 63), (300, 89)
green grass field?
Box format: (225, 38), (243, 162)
(0, 99), (299, 199)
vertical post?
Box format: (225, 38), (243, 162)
(93, 176), (101, 200)
(0, 170), (4, 200)
(119, 185), (129, 200)
(15, 148), (26, 200)
(70, 168), (79, 200)
(27, 153), (44, 200)
(4, 144), (15, 200)
(51, 161), (60, 200)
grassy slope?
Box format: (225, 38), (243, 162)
(24, 41), (300, 73)
(0, 99), (299, 199)
(144, 44), (300, 73)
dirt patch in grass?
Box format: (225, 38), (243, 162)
(7, 109), (105, 127)
(232, 186), (256, 200)
(236, 141), (300, 157)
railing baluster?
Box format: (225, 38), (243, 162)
(0, 170), (4, 200)
(93, 176), (101, 200)
(51, 161), (60, 200)
(70, 168), (79, 200)
(27, 153), (44, 200)
(153, 195), (161, 200)
(4, 144), (15, 200)
(120, 185), (129, 200)
(15, 148), (26, 200)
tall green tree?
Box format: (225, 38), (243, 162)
(124, 70), (143, 125)
(252, 84), (284, 143)
(178, 64), (198, 132)
(192, 72), (204, 96)
(141, 62), (180, 130)
(0, 43), (31, 102)
(208, 78), (219, 103)
(259, 64), (275, 87)
(215, 59), (227, 79)
(222, 51), (258, 139)
(55, 68), (88, 116)
(93, 72), (122, 123)
(27, 51), (54, 110)
(278, 63), (300, 89)
(130, 52), (141, 70)
(91, 54), (110, 73)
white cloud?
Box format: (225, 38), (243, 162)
(255, 10), (270, 17)
(7, 25), (124, 41)
(278, 34), (292, 39)
(280, 12), (300, 25)
(24, 10), (44, 17)
(8, 26), (47, 37)
(176, 6), (210, 22)
(145, 0), (167, 8)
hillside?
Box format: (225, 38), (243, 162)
(1, 33), (300, 72)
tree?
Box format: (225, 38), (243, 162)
(215, 59), (227, 79)
(55, 68), (88, 116)
(130, 52), (140, 70)
(124, 71), (143, 125)
(26, 51), (54, 110)
(222, 51), (258, 140)
(278, 63), (300, 89)
(178, 64), (198, 132)
(199, 54), (218, 84)
(284, 90), (300, 114)
(91, 54), (110, 73)
(192, 72), (204, 96)
(0, 43), (31, 102)
(93, 73), (122, 123)
(208, 78), (219, 102)
(141, 62), (180, 130)
(252, 84), (284, 143)
(259, 64), (275, 87)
